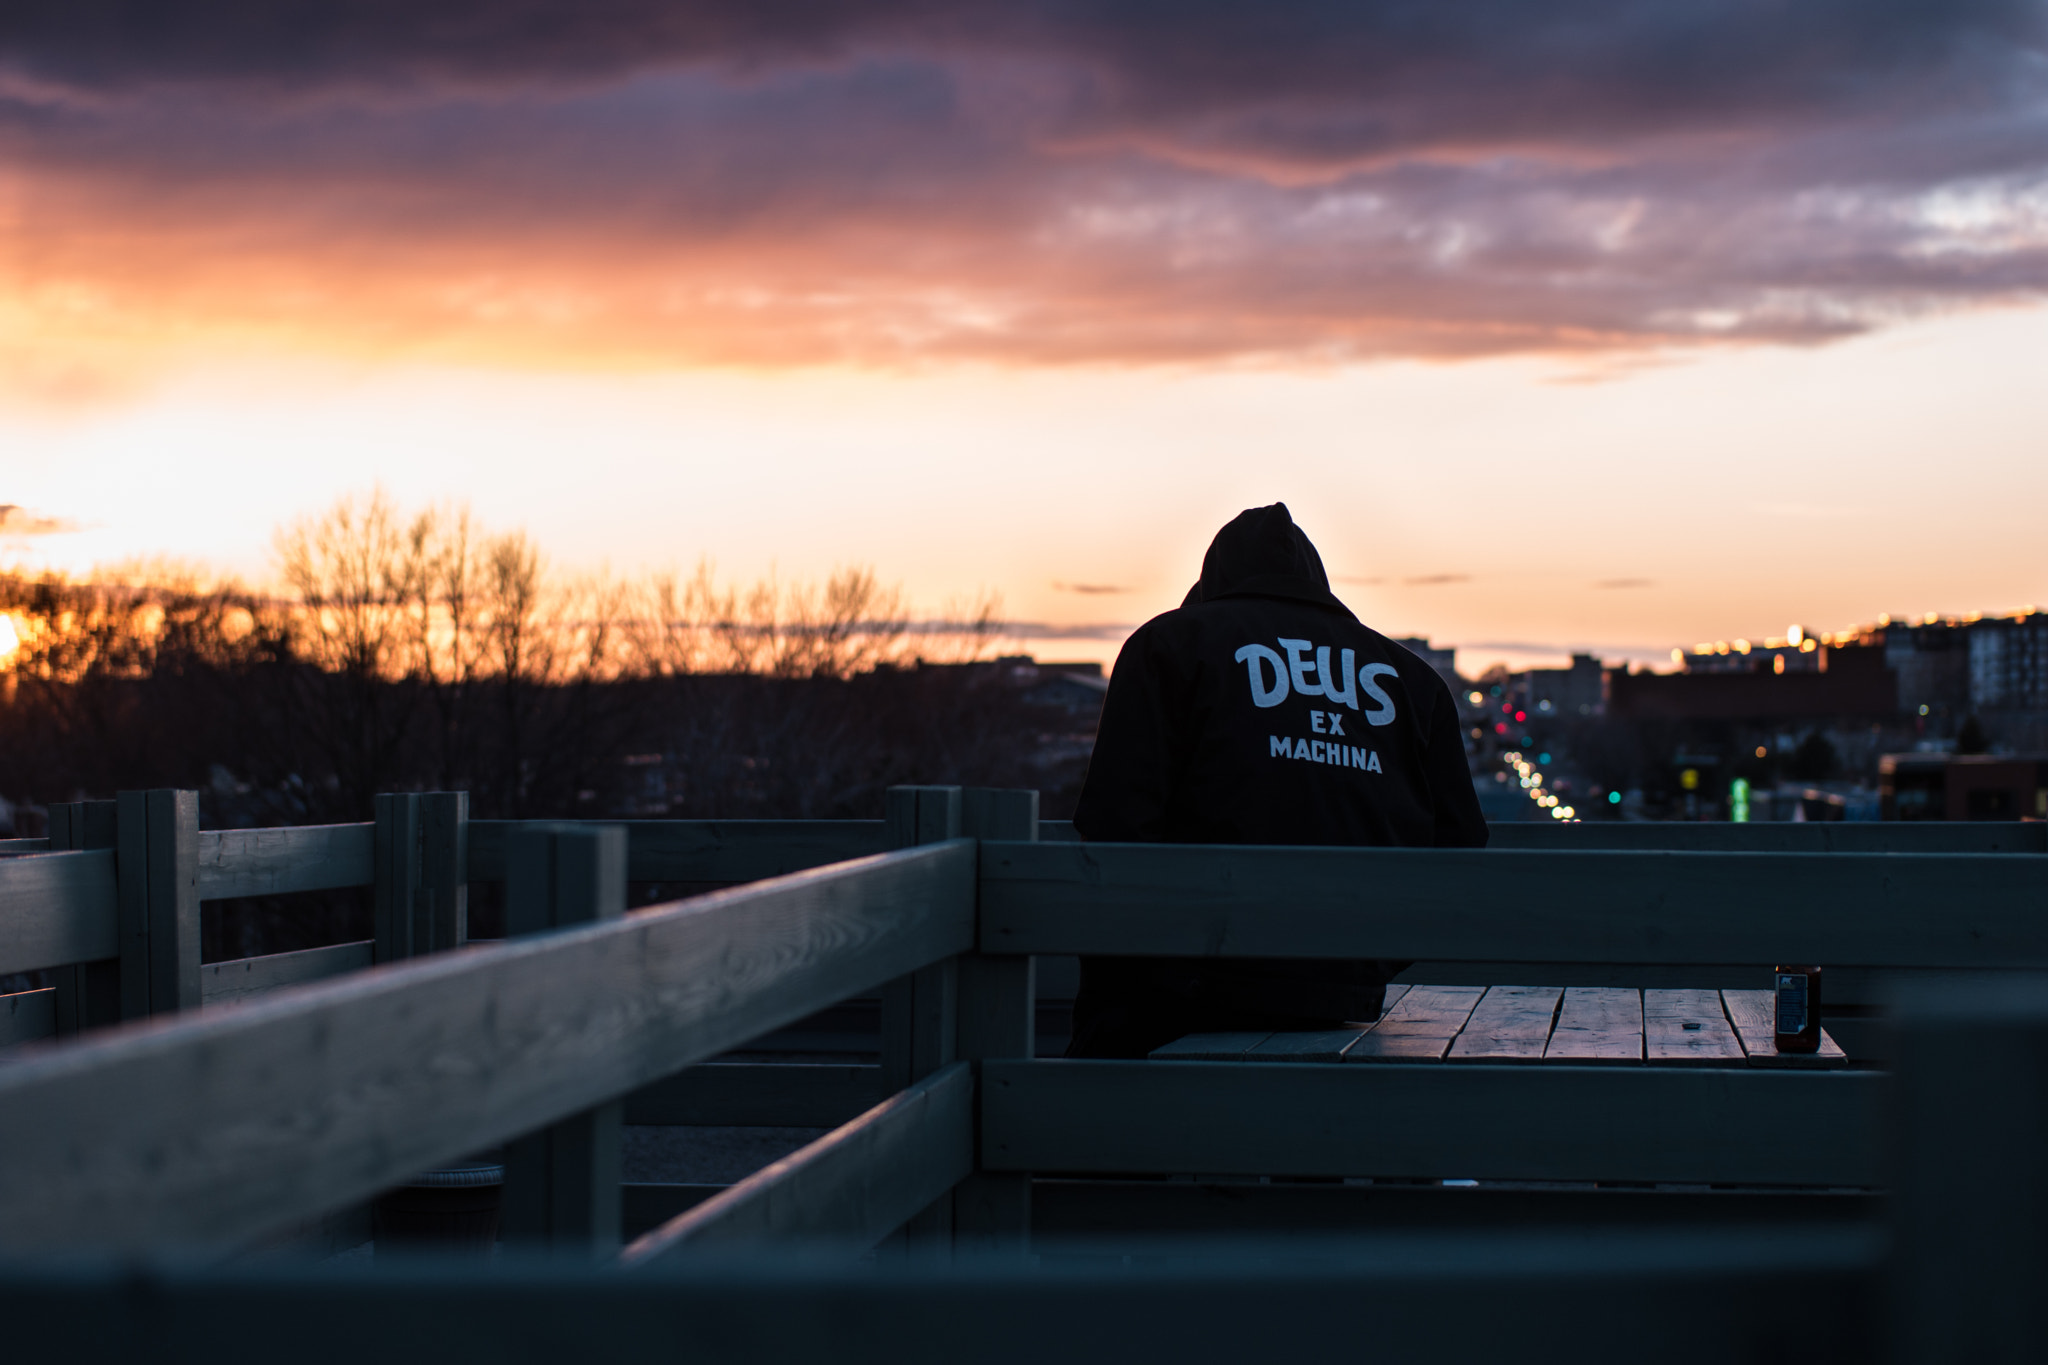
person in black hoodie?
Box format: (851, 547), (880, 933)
(1066, 503), (1489, 1058)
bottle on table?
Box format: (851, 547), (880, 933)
(1773, 965), (1822, 1054)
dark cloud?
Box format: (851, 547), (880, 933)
(3, 1), (2045, 366)
(1402, 574), (1471, 586)
(1053, 581), (1130, 595)
(995, 619), (1135, 640)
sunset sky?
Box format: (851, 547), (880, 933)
(4, 1), (2046, 673)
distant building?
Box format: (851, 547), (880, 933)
(1883, 621), (1972, 716)
(1967, 612), (2048, 710)
(1609, 643), (1896, 720)
(1392, 637), (1464, 695)
(1880, 753), (2048, 821)
(1520, 654), (1606, 718)
(1019, 661), (1109, 717)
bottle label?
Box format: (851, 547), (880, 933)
(1776, 973), (1808, 1035)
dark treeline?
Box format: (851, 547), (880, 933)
(0, 492), (1090, 835)
(0, 641), (1087, 829)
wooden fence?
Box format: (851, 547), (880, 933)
(2, 791), (2045, 1360)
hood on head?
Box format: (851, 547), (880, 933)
(1182, 503), (1354, 617)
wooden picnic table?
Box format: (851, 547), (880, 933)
(1151, 985), (1848, 1067)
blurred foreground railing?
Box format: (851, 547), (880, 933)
(2, 790), (2045, 1362)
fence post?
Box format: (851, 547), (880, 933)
(49, 801), (121, 1034)
(882, 786), (963, 1253)
(882, 786), (963, 1090)
(1890, 975), (2048, 1362)
(419, 792), (470, 953)
(954, 788), (1039, 1254)
(114, 790), (199, 1016)
(376, 792), (469, 961)
(372, 793), (421, 964)
(500, 824), (627, 1254)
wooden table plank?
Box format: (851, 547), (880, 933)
(1366, 985), (1484, 1035)
(1151, 1032), (1273, 1060)
(1344, 1034), (1463, 1062)
(1544, 987), (1642, 1064)
(1247, 1029), (1370, 1063)
(1345, 985), (1482, 1064)
(1447, 986), (1563, 1063)
(1644, 989), (1746, 1067)
(1722, 990), (1849, 1069)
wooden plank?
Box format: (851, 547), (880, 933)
(977, 842), (2048, 968)
(117, 790), (200, 1016)
(1363, 985), (1484, 1035)
(419, 793), (468, 953)
(1889, 976), (2048, 1361)
(954, 790), (1039, 1253)
(0, 839), (975, 1252)
(624, 1064), (881, 1127)
(1488, 821), (2047, 854)
(1, 987), (56, 1046)
(1723, 990), (1849, 1069)
(0, 851), (118, 976)
(1157, 981), (1416, 1062)
(0, 1228), (1885, 1363)
(881, 788), (964, 1250)
(467, 819), (888, 883)
(199, 941), (374, 1007)
(373, 794), (422, 964)
(1644, 989), (1746, 1067)
(1150, 1032), (1273, 1061)
(503, 825), (628, 1251)
(1345, 984), (1482, 1063)
(981, 1060), (1887, 1187)
(49, 801), (119, 1036)
(621, 1061), (974, 1262)
(1339, 1034), (1456, 1062)
(1447, 985), (1562, 1062)
(1246, 1029), (1369, 1062)
(194, 824), (374, 901)
(1545, 987), (1642, 1064)
(1033, 1178), (1882, 1240)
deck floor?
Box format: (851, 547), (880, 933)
(1151, 986), (1848, 1067)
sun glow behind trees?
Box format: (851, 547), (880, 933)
(2, 488), (1006, 690)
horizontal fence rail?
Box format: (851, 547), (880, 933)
(0, 1230), (1887, 1365)
(625, 1061), (974, 1263)
(195, 825), (374, 902)
(467, 820), (890, 884)
(0, 840), (974, 1252)
(197, 941), (374, 1008)
(982, 1061), (1886, 1187)
(1484, 822), (2048, 853)
(978, 842), (2048, 968)
(0, 851), (118, 978)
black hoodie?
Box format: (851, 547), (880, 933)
(1068, 504), (1488, 1038)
